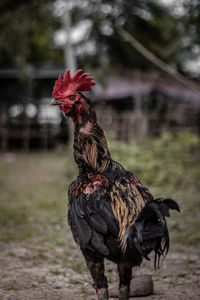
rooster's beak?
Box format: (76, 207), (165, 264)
(51, 99), (60, 106)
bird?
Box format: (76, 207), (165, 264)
(51, 69), (180, 300)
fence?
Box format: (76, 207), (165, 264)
(97, 103), (199, 142)
(0, 118), (68, 151)
(0, 103), (199, 151)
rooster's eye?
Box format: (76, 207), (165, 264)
(69, 95), (75, 100)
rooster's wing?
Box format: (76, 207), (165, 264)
(68, 169), (153, 256)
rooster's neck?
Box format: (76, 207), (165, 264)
(73, 98), (111, 174)
(74, 97), (97, 128)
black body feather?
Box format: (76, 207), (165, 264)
(68, 166), (180, 269)
(128, 199), (180, 268)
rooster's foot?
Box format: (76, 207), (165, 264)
(96, 288), (109, 300)
(118, 285), (129, 300)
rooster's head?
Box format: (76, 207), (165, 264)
(51, 69), (96, 124)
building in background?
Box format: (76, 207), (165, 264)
(0, 68), (199, 151)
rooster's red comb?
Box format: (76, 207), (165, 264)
(52, 69), (96, 98)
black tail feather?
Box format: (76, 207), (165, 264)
(128, 198), (180, 269)
(161, 198), (180, 212)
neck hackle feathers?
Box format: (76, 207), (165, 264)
(52, 69), (96, 98)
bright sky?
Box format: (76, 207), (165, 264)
(159, 0), (175, 4)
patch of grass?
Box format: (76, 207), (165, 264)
(39, 275), (47, 284)
(7, 251), (15, 257)
(173, 230), (200, 246)
(80, 285), (86, 294)
(48, 258), (59, 264)
(71, 261), (88, 273)
(105, 270), (112, 283)
(68, 278), (82, 285)
(110, 132), (200, 246)
(0, 132), (199, 248)
(50, 268), (62, 275)
(0, 226), (33, 243)
(6, 283), (19, 291)
(110, 132), (200, 188)
(0, 151), (74, 244)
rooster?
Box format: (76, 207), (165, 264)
(51, 69), (179, 300)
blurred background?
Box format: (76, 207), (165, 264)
(0, 0), (200, 149)
(0, 0), (200, 299)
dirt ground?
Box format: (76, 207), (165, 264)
(0, 148), (199, 300)
(0, 241), (199, 300)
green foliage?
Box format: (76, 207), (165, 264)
(0, 133), (199, 246)
(0, 0), (60, 75)
(0, 150), (76, 243)
(0, 0), (199, 77)
(71, 0), (199, 74)
(109, 132), (200, 246)
(110, 132), (200, 189)
(71, 261), (88, 273)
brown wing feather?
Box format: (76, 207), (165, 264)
(109, 177), (146, 251)
(68, 170), (152, 253)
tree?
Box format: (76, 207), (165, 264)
(0, 0), (61, 77)
(69, 0), (185, 72)
(180, 0), (200, 77)
(0, 0), (199, 78)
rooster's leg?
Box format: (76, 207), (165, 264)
(81, 248), (108, 300)
(117, 263), (132, 300)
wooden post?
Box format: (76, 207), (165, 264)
(0, 103), (8, 152)
(62, 9), (77, 145)
(23, 117), (30, 152)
